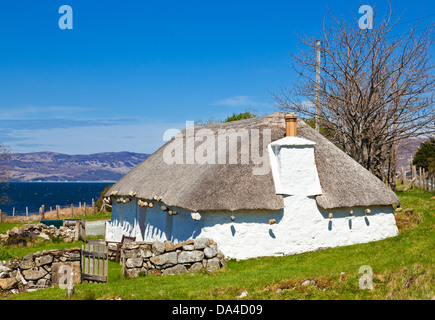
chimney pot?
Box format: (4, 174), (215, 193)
(285, 113), (297, 137)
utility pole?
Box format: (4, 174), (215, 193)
(315, 40), (321, 132)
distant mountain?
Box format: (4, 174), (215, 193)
(4, 151), (149, 182)
(397, 138), (426, 171)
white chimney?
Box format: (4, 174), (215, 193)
(268, 114), (322, 196)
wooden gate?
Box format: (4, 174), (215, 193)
(81, 243), (108, 283)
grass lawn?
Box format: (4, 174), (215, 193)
(1, 189), (434, 300)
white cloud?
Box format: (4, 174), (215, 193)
(0, 105), (92, 120)
(211, 95), (271, 108)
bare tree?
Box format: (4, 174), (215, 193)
(273, 6), (435, 185)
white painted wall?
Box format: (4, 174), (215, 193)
(269, 136), (322, 196)
(105, 196), (398, 260)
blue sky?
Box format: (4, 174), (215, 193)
(0, 0), (433, 154)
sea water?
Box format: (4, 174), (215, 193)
(0, 182), (113, 216)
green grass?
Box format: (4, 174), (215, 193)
(2, 189), (434, 300)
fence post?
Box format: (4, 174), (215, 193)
(41, 205), (45, 220)
(56, 205), (60, 219)
(26, 207), (28, 216)
(71, 204), (74, 218)
(12, 207), (15, 217)
(0, 209), (2, 223)
(84, 202), (87, 216)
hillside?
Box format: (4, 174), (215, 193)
(4, 151), (149, 182)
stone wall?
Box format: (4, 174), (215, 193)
(0, 223), (77, 244)
(0, 247), (81, 292)
(121, 238), (226, 278)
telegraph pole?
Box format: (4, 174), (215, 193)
(315, 40), (321, 132)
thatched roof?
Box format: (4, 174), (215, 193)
(107, 112), (399, 211)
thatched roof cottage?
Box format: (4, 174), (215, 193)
(105, 112), (399, 259)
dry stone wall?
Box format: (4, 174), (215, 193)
(0, 223), (77, 244)
(0, 247), (81, 292)
(121, 238), (226, 278)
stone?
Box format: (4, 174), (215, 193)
(36, 279), (49, 287)
(204, 246), (218, 259)
(152, 241), (166, 254)
(140, 248), (152, 258)
(0, 277), (19, 290)
(35, 255), (53, 266)
(182, 244), (194, 251)
(19, 259), (35, 270)
(67, 252), (81, 261)
(124, 249), (141, 259)
(178, 250), (204, 264)
(206, 257), (221, 271)
(125, 268), (142, 278)
(51, 262), (81, 286)
(150, 252), (178, 267)
(22, 268), (48, 281)
(301, 280), (316, 286)
(164, 241), (177, 252)
(0, 265), (11, 273)
(237, 290), (248, 299)
(193, 238), (209, 250)
(148, 269), (162, 276)
(125, 258), (143, 269)
(124, 242), (139, 250)
(38, 233), (50, 241)
(162, 264), (187, 276)
(189, 262), (204, 272)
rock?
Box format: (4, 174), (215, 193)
(67, 252), (81, 261)
(125, 258), (143, 269)
(193, 238), (209, 250)
(19, 259), (35, 270)
(140, 248), (153, 258)
(0, 277), (19, 290)
(178, 250), (204, 264)
(36, 279), (49, 287)
(148, 269), (162, 276)
(38, 233), (50, 241)
(182, 244), (194, 251)
(124, 242), (139, 250)
(301, 280), (316, 286)
(125, 268), (142, 278)
(35, 255), (53, 266)
(22, 268), (48, 281)
(152, 241), (166, 254)
(204, 245), (218, 259)
(0, 265), (11, 273)
(189, 262), (204, 272)
(162, 264), (187, 276)
(150, 252), (178, 267)
(124, 249), (141, 259)
(164, 241), (177, 252)
(237, 290), (248, 299)
(206, 257), (221, 271)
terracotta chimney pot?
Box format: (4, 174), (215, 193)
(285, 113), (297, 137)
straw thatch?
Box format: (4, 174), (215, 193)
(107, 112), (399, 211)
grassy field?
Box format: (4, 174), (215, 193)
(1, 188), (434, 300)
